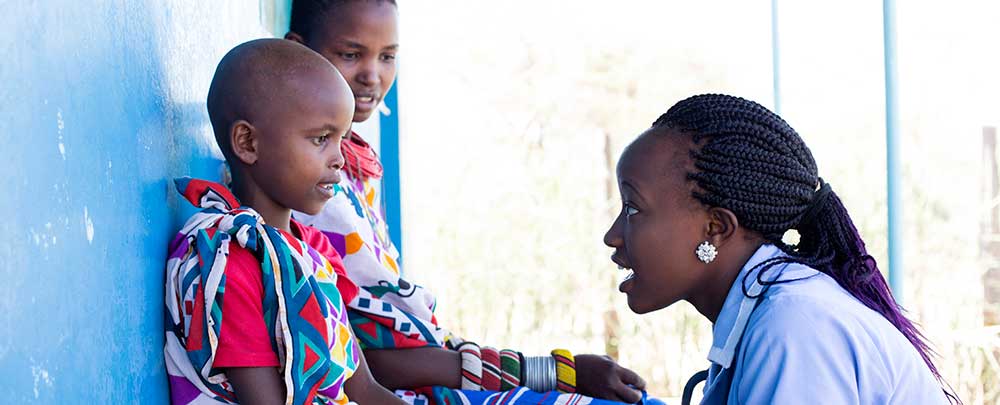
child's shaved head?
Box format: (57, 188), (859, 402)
(207, 38), (348, 162)
(205, 38), (355, 221)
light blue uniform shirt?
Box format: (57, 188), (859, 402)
(700, 244), (947, 404)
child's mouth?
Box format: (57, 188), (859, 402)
(317, 183), (336, 199)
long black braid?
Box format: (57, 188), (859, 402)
(653, 94), (957, 402)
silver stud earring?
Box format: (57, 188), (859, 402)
(696, 241), (718, 264)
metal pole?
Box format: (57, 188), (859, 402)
(771, 0), (781, 115)
(380, 83), (404, 261)
(883, 0), (904, 302)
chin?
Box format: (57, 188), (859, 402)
(627, 301), (655, 315)
(626, 295), (651, 314)
(297, 203), (325, 216)
(627, 294), (674, 315)
(353, 110), (375, 123)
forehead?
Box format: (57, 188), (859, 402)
(275, 67), (354, 122)
(316, 1), (399, 43)
(618, 130), (696, 200)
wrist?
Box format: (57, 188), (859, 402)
(523, 355), (557, 392)
(550, 349), (577, 393)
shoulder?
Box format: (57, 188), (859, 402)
(737, 268), (894, 376)
(743, 279), (899, 369)
(735, 269), (945, 403)
(747, 267), (886, 340)
(729, 271), (877, 402)
(223, 243), (265, 293)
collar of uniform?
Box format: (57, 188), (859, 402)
(706, 243), (818, 369)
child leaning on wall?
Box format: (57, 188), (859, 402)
(284, 1), (662, 404)
(163, 38), (407, 405)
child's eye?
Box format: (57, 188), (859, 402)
(312, 135), (329, 146)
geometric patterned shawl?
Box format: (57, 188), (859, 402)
(164, 178), (360, 405)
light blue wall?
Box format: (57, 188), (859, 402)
(0, 1), (279, 402)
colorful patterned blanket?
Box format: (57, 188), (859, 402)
(164, 178), (360, 405)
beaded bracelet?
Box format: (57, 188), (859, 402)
(499, 349), (523, 390)
(550, 349), (577, 393)
(455, 341), (483, 390)
(444, 335), (465, 350)
(480, 346), (503, 391)
(523, 355), (557, 392)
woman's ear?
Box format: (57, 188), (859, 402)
(704, 207), (739, 247)
(230, 120), (258, 166)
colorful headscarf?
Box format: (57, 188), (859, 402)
(164, 178), (360, 405)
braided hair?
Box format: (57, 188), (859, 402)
(653, 94), (956, 401)
(289, 0), (397, 41)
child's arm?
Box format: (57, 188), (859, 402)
(225, 359), (408, 405)
(225, 367), (286, 405)
(343, 349), (410, 404)
(363, 346), (463, 389)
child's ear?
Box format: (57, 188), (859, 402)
(230, 120), (258, 165)
(704, 207), (739, 247)
(285, 31), (305, 45)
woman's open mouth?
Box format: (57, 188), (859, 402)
(618, 264), (635, 293)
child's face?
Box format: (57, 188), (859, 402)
(307, 1), (399, 123)
(248, 67), (356, 216)
(604, 131), (710, 314)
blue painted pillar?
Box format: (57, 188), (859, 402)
(883, 0), (904, 302)
(380, 84), (404, 258)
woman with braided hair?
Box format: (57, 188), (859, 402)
(604, 94), (957, 404)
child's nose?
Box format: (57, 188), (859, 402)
(329, 146), (345, 170)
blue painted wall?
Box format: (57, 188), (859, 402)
(0, 1), (278, 402)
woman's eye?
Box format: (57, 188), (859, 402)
(380, 53), (396, 62)
(339, 52), (360, 60)
(625, 203), (639, 217)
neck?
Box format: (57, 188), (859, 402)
(689, 240), (763, 323)
(230, 174), (292, 232)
